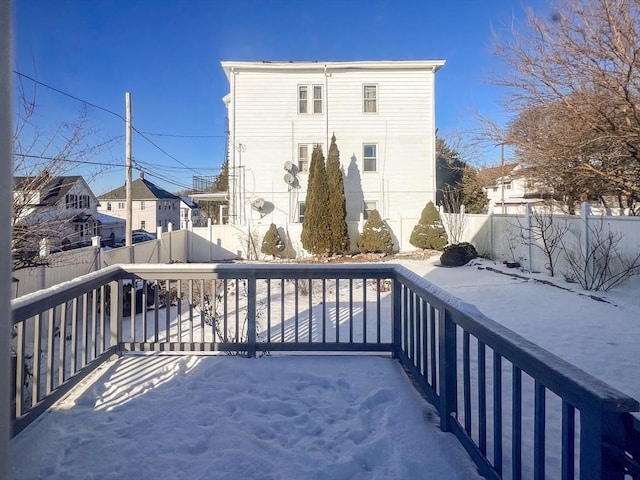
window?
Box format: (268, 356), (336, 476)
(313, 85), (323, 114)
(298, 144), (309, 172)
(363, 144), (377, 172)
(65, 194), (77, 209)
(363, 84), (377, 113)
(298, 85), (323, 114)
(298, 202), (306, 223)
(118, 202), (125, 209)
(298, 86), (308, 114)
(106, 202), (112, 211)
(77, 195), (90, 209)
(363, 201), (377, 221)
(140, 200), (146, 210)
(140, 220), (146, 230)
(503, 181), (512, 190)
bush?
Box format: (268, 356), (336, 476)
(357, 210), (393, 254)
(410, 201), (448, 250)
(261, 223), (285, 259)
(440, 242), (478, 267)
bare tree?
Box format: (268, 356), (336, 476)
(492, 0), (640, 213)
(441, 187), (467, 245)
(12, 78), (117, 270)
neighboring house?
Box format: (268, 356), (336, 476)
(221, 60), (445, 248)
(97, 173), (180, 232)
(180, 196), (205, 228)
(478, 163), (549, 214)
(13, 174), (98, 250)
(96, 212), (126, 247)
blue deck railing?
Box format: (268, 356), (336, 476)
(11, 263), (639, 479)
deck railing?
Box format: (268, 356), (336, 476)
(11, 263), (639, 479)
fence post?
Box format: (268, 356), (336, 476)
(109, 279), (123, 355)
(525, 203), (533, 272)
(246, 275), (256, 358)
(392, 276), (402, 359)
(438, 307), (457, 432)
(580, 407), (627, 480)
(581, 202), (591, 283)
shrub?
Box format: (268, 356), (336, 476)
(357, 209), (393, 254)
(440, 242), (478, 267)
(261, 223), (285, 259)
(410, 201), (448, 250)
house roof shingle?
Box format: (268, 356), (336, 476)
(14, 175), (88, 206)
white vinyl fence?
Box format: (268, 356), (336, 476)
(443, 202), (640, 279)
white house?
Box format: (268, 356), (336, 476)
(97, 173), (180, 233)
(221, 60), (445, 250)
(13, 174), (98, 249)
(180, 196), (205, 228)
(479, 163), (548, 214)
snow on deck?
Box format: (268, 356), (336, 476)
(10, 355), (481, 480)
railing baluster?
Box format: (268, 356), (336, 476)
(58, 302), (67, 384)
(280, 279), (284, 342)
(70, 297), (78, 376)
(349, 278), (353, 343)
(294, 279), (299, 343)
(82, 293), (89, 368)
(130, 282), (135, 343)
(416, 297), (422, 374)
(376, 279), (381, 343)
(188, 279), (194, 344)
(32, 313), (42, 406)
(335, 278), (340, 343)
(223, 279), (229, 343)
(308, 279), (313, 342)
(177, 279), (183, 343)
(429, 304), (436, 387)
(247, 275), (256, 358)
(322, 278), (327, 343)
(534, 381), (546, 480)
(142, 280), (148, 343)
(421, 299), (428, 379)
(493, 352), (503, 476)
(15, 321), (25, 418)
(153, 281), (159, 344)
(199, 279), (205, 343)
(463, 330), (471, 435)
(46, 308), (55, 394)
(478, 341), (487, 455)
(362, 278), (367, 344)
(561, 401), (575, 480)
(266, 279), (271, 343)
(99, 285), (106, 353)
(91, 289), (97, 361)
(234, 279), (239, 343)
(512, 366), (522, 480)
(165, 280), (171, 343)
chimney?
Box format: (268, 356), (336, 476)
(139, 171), (144, 180)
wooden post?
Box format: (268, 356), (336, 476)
(125, 92), (133, 247)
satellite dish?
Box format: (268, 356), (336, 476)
(251, 198), (265, 211)
(284, 173), (296, 186)
(284, 161), (294, 172)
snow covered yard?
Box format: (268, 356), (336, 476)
(10, 355), (481, 480)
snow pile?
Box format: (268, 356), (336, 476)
(11, 355), (481, 480)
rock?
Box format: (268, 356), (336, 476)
(440, 243), (479, 267)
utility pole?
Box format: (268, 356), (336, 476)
(501, 142), (506, 214)
(125, 92), (133, 246)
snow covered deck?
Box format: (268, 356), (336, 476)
(10, 262), (640, 479)
(10, 354), (481, 479)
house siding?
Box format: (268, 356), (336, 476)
(223, 60), (443, 250)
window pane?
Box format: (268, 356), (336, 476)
(363, 144), (377, 172)
(364, 201), (377, 220)
(364, 158), (377, 172)
(298, 202), (306, 223)
(298, 86), (308, 113)
(363, 144), (376, 158)
(298, 145), (309, 172)
(364, 85), (377, 113)
(313, 86), (322, 114)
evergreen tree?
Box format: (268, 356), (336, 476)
(410, 201), (448, 250)
(261, 223), (285, 259)
(357, 210), (393, 254)
(326, 134), (351, 255)
(301, 145), (331, 255)
(462, 166), (488, 214)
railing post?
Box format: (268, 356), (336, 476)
(246, 275), (256, 358)
(438, 307), (457, 432)
(109, 280), (123, 355)
(580, 408), (627, 480)
(392, 276), (402, 359)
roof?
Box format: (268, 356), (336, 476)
(221, 59), (446, 81)
(14, 175), (93, 206)
(180, 196), (199, 209)
(98, 178), (179, 201)
(477, 163), (520, 188)
(96, 212), (125, 225)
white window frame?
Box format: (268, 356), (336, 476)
(298, 85), (308, 114)
(298, 144), (309, 173)
(297, 202), (306, 223)
(106, 202), (112, 211)
(363, 201), (377, 221)
(363, 144), (377, 172)
(140, 220), (146, 230)
(140, 200), (146, 210)
(363, 84), (378, 113)
(313, 85), (323, 114)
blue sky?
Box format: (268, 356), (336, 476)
(13, 0), (547, 195)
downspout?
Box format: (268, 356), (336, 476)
(324, 64), (329, 148)
(431, 66), (437, 203)
(231, 67), (237, 224)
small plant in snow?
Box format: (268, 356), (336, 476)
(357, 209), (393, 254)
(261, 223), (285, 259)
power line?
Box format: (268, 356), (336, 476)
(140, 131), (225, 138)
(14, 152), (124, 168)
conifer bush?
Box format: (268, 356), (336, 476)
(301, 145), (331, 255)
(261, 223), (285, 259)
(357, 209), (393, 254)
(326, 134), (351, 255)
(410, 201), (448, 250)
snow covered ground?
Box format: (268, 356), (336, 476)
(10, 256), (639, 479)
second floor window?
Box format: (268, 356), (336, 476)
(118, 202), (125, 209)
(298, 202), (306, 223)
(363, 84), (377, 113)
(65, 194), (77, 209)
(140, 220), (146, 230)
(363, 144), (377, 172)
(140, 201), (146, 210)
(106, 202), (112, 211)
(298, 85), (323, 114)
(363, 201), (377, 220)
